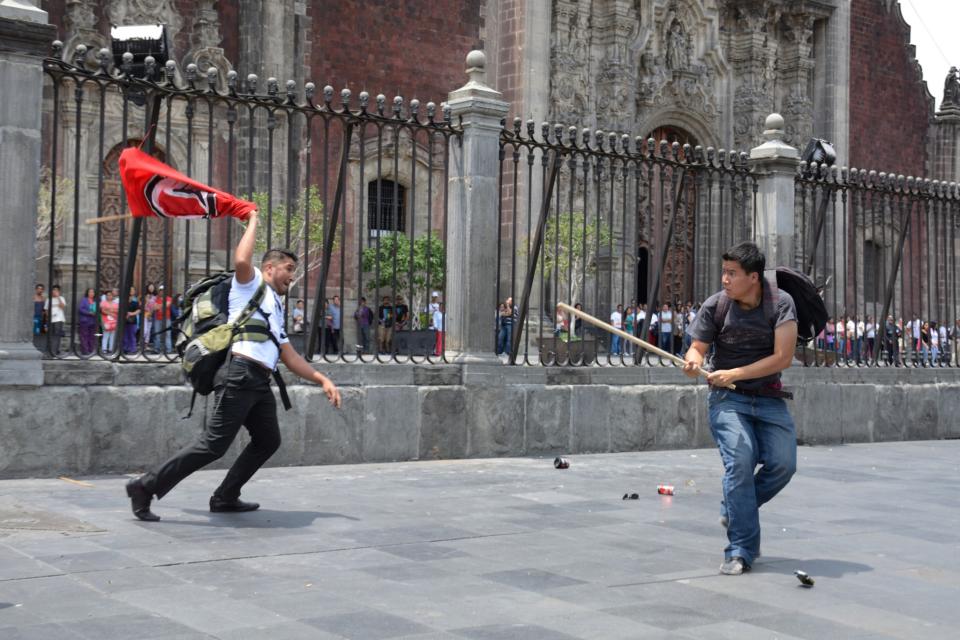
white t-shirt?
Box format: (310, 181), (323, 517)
(846, 320), (856, 338)
(930, 328), (940, 346)
(229, 268), (289, 369)
(47, 295), (66, 323)
(610, 311), (623, 329)
(865, 322), (876, 339)
(432, 309), (444, 331)
(911, 319), (921, 339)
(659, 310), (673, 333)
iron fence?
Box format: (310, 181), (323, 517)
(36, 42), (457, 364)
(497, 119), (758, 366)
(795, 163), (960, 367)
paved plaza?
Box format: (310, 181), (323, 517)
(0, 440), (958, 639)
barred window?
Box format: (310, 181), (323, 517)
(367, 180), (406, 238)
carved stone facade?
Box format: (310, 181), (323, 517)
(547, 0), (837, 152)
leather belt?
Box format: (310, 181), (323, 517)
(232, 353), (273, 375)
(711, 385), (794, 400)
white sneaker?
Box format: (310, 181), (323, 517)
(720, 557), (750, 575)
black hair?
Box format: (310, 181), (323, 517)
(722, 241), (765, 276)
(261, 248), (298, 266)
(52, 284), (61, 291)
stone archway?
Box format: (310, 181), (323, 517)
(99, 141), (171, 293)
(642, 124), (699, 306)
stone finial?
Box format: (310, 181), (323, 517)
(448, 49), (503, 102)
(762, 113), (786, 141)
(465, 50), (486, 86)
(750, 112), (799, 162)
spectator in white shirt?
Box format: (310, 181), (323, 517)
(610, 304), (623, 355)
(46, 284), (66, 356)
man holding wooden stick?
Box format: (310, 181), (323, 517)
(682, 241), (798, 576)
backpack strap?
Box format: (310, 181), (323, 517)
(715, 292), (732, 331)
(713, 272), (778, 333)
(236, 297), (293, 412)
(762, 270), (779, 329)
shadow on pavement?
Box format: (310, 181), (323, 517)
(754, 557), (873, 578)
(174, 508), (360, 528)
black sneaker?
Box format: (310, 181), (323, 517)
(125, 478), (160, 522)
(209, 496), (260, 513)
(720, 556), (750, 575)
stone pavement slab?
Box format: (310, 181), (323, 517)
(0, 441), (958, 639)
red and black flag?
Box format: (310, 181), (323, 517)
(118, 147), (256, 221)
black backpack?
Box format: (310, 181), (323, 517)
(175, 271), (291, 417)
(715, 267), (828, 344)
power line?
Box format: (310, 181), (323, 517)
(904, 0), (952, 68)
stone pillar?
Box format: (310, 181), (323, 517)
(0, 2), (54, 386)
(446, 51), (510, 362)
(749, 114), (800, 268)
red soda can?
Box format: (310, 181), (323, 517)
(657, 484), (674, 495)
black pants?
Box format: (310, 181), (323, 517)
(141, 358), (281, 501)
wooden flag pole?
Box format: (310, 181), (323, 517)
(85, 213), (134, 225)
(557, 302), (735, 389)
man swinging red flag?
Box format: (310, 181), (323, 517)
(117, 147), (256, 221)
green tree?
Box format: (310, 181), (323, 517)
(240, 185), (334, 291)
(361, 232), (445, 326)
(535, 211), (612, 306)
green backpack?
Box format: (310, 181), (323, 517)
(176, 272), (290, 415)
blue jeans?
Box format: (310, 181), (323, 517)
(659, 331), (672, 354)
(497, 324), (513, 355)
(152, 318), (172, 352)
(708, 390), (797, 565)
(610, 334), (621, 355)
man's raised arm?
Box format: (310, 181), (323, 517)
(235, 209), (259, 285)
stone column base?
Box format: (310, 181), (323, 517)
(0, 342), (43, 387)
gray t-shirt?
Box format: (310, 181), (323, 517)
(686, 288), (797, 390)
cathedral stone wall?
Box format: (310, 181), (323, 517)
(308, 1), (482, 102)
(849, 0), (932, 177)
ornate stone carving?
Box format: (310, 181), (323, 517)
(63, 0), (108, 69)
(64, 0), (95, 34)
(665, 19), (690, 71)
(635, 0), (721, 131)
(942, 67), (960, 111)
(182, 0), (231, 90)
(724, 0), (780, 149)
(778, 11), (817, 146)
(192, 0), (221, 49)
(550, 2), (591, 126)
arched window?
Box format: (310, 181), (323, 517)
(367, 179), (406, 238)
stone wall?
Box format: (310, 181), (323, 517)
(849, 0), (933, 176)
(1, 361), (957, 478)
(308, 1), (483, 99)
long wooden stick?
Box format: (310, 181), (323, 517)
(85, 213), (134, 225)
(557, 302), (734, 389)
